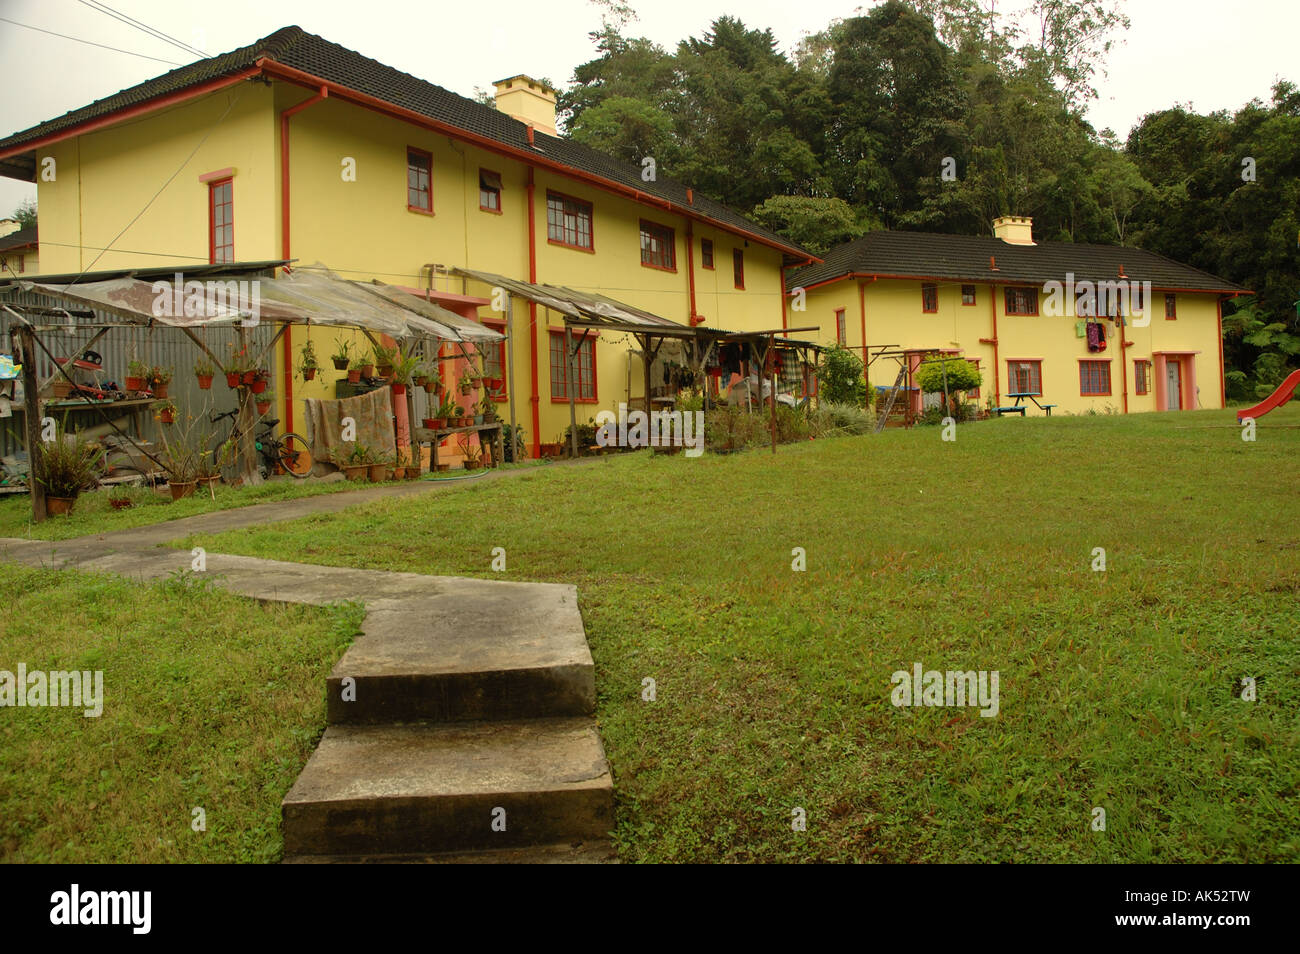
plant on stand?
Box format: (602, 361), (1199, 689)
(298, 339), (321, 381)
(391, 346), (419, 396)
(126, 359), (148, 391)
(373, 344), (397, 379)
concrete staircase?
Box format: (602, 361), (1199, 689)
(281, 577), (616, 863)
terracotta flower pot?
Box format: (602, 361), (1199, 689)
(152, 383), (169, 399)
(377, 364), (393, 379)
(422, 418), (437, 429)
(360, 364), (375, 378)
(242, 370), (257, 385)
(168, 480), (196, 501)
(225, 371), (241, 388)
(303, 367), (317, 381)
(392, 383), (407, 396)
(250, 378), (267, 394)
(126, 375), (144, 391)
(45, 496), (76, 516)
(435, 463), (450, 472)
(197, 374), (213, 390)
(431, 418), (446, 430)
(332, 357), (349, 370)
(347, 369), (361, 384)
(256, 400), (272, 415)
(367, 463), (386, 482)
(343, 465), (367, 481)
(392, 466), (406, 480)
(159, 408), (175, 424)
(423, 380), (437, 394)
(197, 475), (220, 491)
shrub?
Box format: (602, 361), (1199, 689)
(815, 345), (867, 406)
(36, 427), (104, 498)
(915, 356), (982, 412)
(809, 401), (875, 437)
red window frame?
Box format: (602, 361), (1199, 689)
(733, 249), (745, 290)
(208, 177), (233, 264)
(835, 308), (846, 346)
(639, 220), (676, 271)
(1004, 286), (1038, 316)
(546, 191), (594, 251)
(967, 358), (981, 398)
(961, 284), (976, 306)
(1164, 293), (1177, 320)
(1134, 359), (1151, 395)
(1007, 359), (1042, 396)
(921, 282), (938, 313)
(407, 147), (433, 213)
(1079, 359), (1111, 396)
(481, 319), (508, 400)
(548, 330), (597, 403)
(701, 238), (714, 269)
(479, 169), (502, 213)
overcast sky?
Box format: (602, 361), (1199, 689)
(2, 0), (1296, 216)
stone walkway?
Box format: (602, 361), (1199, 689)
(0, 463), (616, 863)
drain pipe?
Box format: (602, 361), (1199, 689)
(525, 167), (541, 459)
(279, 85), (328, 438)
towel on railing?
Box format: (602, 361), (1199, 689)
(301, 388), (396, 467)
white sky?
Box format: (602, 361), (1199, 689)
(2, 0), (1296, 216)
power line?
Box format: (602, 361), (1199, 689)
(0, 15), (185, 66)
(75, 0), (207, 60)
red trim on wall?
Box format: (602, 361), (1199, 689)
(198, 167), (235, 183)
(989, 282), (1001, 406)
(1216, 296), (1226, 409)
(687, 220), (700, 325)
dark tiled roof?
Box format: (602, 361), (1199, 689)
(0, 226), (37, 251)
(0, 27), (811, 260)
(788, 230), (1245, 294)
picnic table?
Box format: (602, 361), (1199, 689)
(996, 392), (1057, 417)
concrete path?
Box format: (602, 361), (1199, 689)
(0, 462), (617, 863)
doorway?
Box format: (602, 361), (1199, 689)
(1166, 358), (1182, 410)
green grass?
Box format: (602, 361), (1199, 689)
(183, 404), (1300, 863)
(0, 565), (363, 863)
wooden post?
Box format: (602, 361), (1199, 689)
(565, 326), (578, 458)
(769, 339), (777, 455)
(505, 297), (517, 462)
(17, 326), (45, 522)
(238, 325), (260, 485)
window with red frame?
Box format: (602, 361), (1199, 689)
(1134, 359), (1151, 395)
(1164, 293), (1177, 319)
(1079, 359), (1111, 396)
(549, 332), (596, 401)
(1004, 286), (1038, 316)
(209, 178), (233, 264)
(701, 238), (714, 269)
(481, 320), (507, 399)
(961, 284), (976, 306)
(733, 249), (745, 289)
(835, 308), (846, 346)
(640, 220), (675, 270)
(479, 169), (502, 212)
(407, 148), (432, 212)
(1007, 359), (1042, 395)
(921, 283), (938, 313)
(546, 192), (593, 249)
(966, 358), (981, 398)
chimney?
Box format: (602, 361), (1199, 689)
(493, 75), (558, 137)
(992, 215), (1035, 246)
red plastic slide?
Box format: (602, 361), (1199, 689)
(1237, 368), (1300, 421)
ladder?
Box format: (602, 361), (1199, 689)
(873, 366), (907, 433)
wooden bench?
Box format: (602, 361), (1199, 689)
(994, 406), (1026, 417)
(1040, 404), (1057, 416)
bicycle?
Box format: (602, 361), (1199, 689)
(210, 409), (314, 479)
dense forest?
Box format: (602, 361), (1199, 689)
(558, 0), (1300, 398)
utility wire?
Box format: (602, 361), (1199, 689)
(75, 0), (207, 59)
(0, 15), (185, 66)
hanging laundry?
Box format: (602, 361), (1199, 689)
(1086, 321), (1107, 353)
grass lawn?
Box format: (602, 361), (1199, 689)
(0, 564), (363, 863)
(182, 404), (1300, 863)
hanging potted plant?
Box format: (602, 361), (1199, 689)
(35, 427), (103, 516)
(373, 344), (397, 379)
(250, 369), (269, 394)
(330, 338), (352, 371)
(421, 366), (440, 395)
(194, 356), (215, 390)
(391, 347), (419, 397)
(126, 359), (148, 392)
(298, 339), (320, 381)
(155, 400), (177, 425)
(256, 395), (272, 416)
(149, 366), (173, 399)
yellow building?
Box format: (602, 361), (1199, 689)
(0, 26), (814, 456)
(789, 216), (1245, 416)
(0, 226), (38, 278)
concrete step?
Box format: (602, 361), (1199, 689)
(325, 582), (593, 724)
(283, 840), (618, 864)
(282, 718), (613, 857)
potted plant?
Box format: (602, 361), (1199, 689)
(35, 426), (103, 516)
(149, 366), (173, 399)
(461, 438), (483, 471)
(108, 488), (134, 511)
(194, 356), (215, 390)
(391, 347), (419, 396)
(367, 449), (389, 483)
(335, 444), (368, 481)
(298, 340), (321, 381)
(481, 397), (498, 424)
(393, 448), (412, 481)
(250, 368), (269, 394)
(373, 344), (397, 379)
(346, 359), (362, 384)
(453, 404), (467, 427)
(330, 338), (352, 371)
(358, 346), (376, 379)
(126, 359), (148, 392)
(421, 364), (440, 394)
(155, 400), (177, 425)
(256, 395), (272, 416)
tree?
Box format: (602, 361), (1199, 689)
(12, 199), (36, 230)
(916, 355), (982, 411)
(816, 345), (867, 406)
(750, 196), (874, 256)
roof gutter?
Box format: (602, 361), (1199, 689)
(790, 270), (1246, 298)
(254, 60), (815, 262)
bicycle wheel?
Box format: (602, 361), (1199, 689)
(277, 432), (314, 478)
